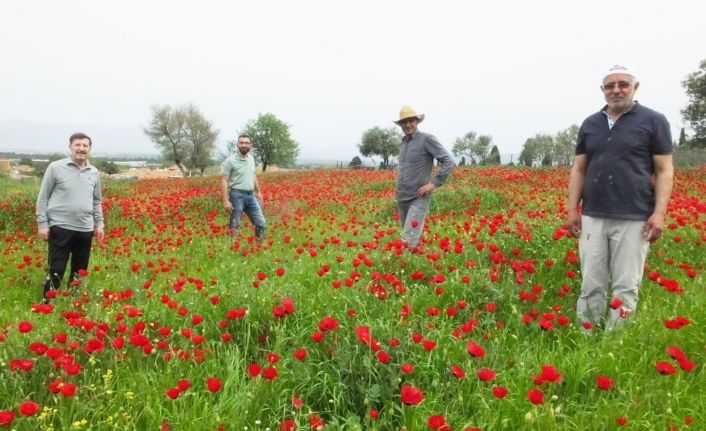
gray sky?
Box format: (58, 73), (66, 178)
(1, 0), (705, 162)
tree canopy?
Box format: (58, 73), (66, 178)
(681, 59), (706, 148)
(519, 134), (554, 166)
(349, 156), (363, 168)
(553, 125), (580, 166)
(358, 127), (401, 169)
(487, 145), (501, 165)
(452, 132), (493, 165)
(144, 103), (218, 176)
(241, 113), (299, 171)
(518, 125), (579, 167)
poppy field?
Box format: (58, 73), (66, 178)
(0, 166), (705, 431)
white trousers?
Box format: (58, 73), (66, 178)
(398, 197), (431, 248)
(576, 216), (650, 330)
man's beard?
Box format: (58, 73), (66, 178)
(238, 148), (250, 156)
(607, 97), (633, 114)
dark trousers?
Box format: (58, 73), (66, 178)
(43, 226), (94, 298)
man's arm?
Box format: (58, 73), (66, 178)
(643, 154), (674, 241)
(567, 154), (587, 236)
(36, 164), (55, 240)
(418, 135), (456, 196)
(254, 174), (263, 205)
(221, 174), (232, 212)
(93, 173), (105, 241)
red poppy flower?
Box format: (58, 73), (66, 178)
(376, 351), (390, 364)
(534, 364), (562, 384)
(609, 297), (623, 309)
(677, 358), (696, 372)
(477, 368), (496, 382)
(450, 365), (466, 379)
(400, 363), (415, 374)
(267, 352), (281, 364)
(428, 415), (451, 430)
(279, 419), (297, 431)
(467, 341), (485, 358)
(165, 387), (181, 399)
(492, 385), (509, 398)
(18, 401), (40, 416)
(666, 345), (687, 361)
(596, 375), (614, 391)
(318, 316), (339, 332)
(18, 320), (33, 333)
(292, 395), (304, 409)
(527, 388), (544, 405)
(655, 361), (677, 375)
(9, 359), (34, 372)
(206, 377), (222, 393)
(177, 379), (191, 391)
(59, 382), (77, 397)
(400, 384), (425, 405)
(0, 410), (14, 426)
(616, 416), (628, 426)
(663, 316), (691, 329)
(293, 348), (308, 361)
(248, 363), (262, 377)
(308, 413), (325, 430)
(262, 366), (278, 380)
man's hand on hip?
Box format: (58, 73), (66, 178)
(417, 183), (436, 197)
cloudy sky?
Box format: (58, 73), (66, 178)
(1, 0), (704, 162)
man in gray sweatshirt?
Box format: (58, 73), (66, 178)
(36, 132), (105, 300)
(394, 106), (455, 249)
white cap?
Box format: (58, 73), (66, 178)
(604, 65), (637, 81)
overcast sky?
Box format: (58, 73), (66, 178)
(1, 0), (705, 162)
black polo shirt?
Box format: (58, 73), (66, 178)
(576, 102), (672, 220)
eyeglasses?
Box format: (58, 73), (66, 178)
(602, 81), (632, 91)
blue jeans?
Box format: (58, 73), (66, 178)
(229, 189), (266, 239)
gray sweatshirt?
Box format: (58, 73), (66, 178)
(397, 131), (455, 202)
(36, 158), (104, 232)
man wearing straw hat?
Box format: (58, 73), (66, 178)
(394, 105), (455, 250)
(567, 65), (673, 332)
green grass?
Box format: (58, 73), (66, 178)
(0, 167), (704, 430)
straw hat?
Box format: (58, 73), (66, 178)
(394, 105), (425, 125)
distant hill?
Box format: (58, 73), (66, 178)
(0, 118), (158, 157)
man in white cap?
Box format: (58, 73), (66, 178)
(394, 105), (455, 249)
(567, 65), (674, 332)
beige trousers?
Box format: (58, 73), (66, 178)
(576, 216), (650, 331)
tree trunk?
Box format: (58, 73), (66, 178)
(262, 161), (268, 172)
(175, 162), (186, 177)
